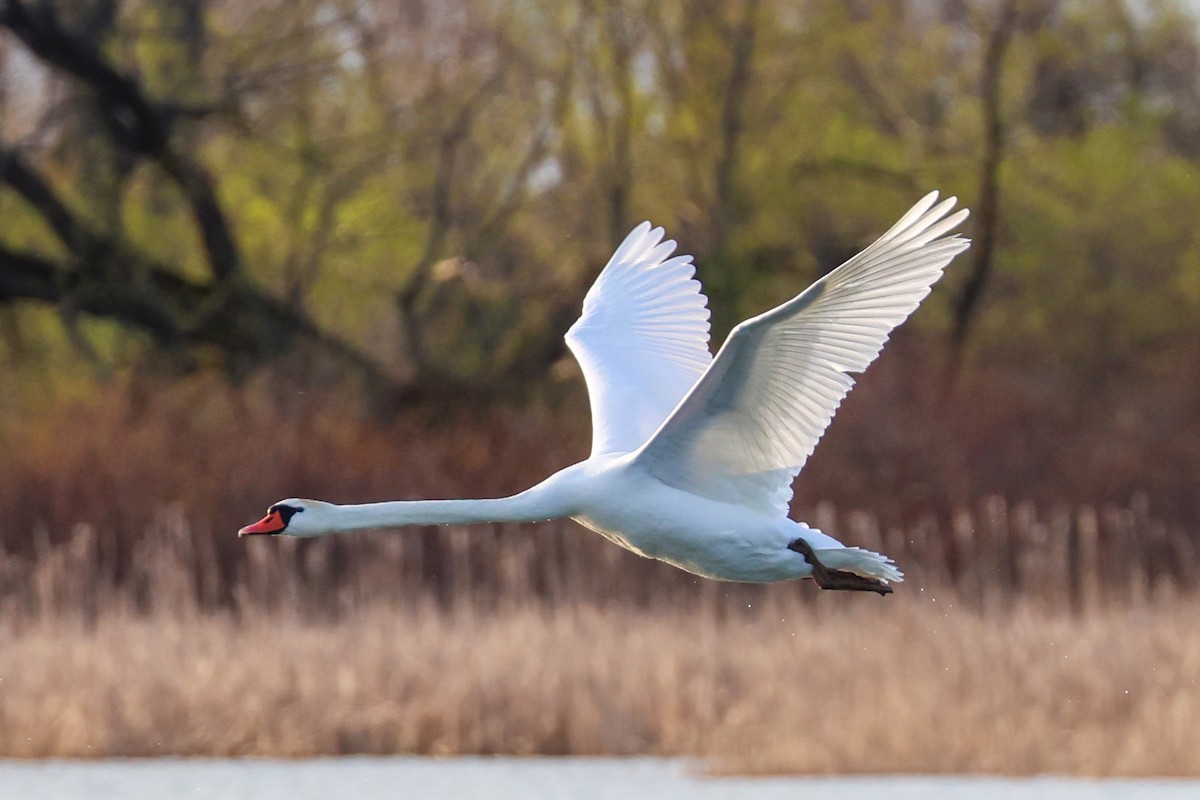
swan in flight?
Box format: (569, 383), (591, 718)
(241, 192), (969, 594)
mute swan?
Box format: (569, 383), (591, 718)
(241, 192), (970, 594)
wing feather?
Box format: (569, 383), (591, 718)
(566, 222), (712, 457)
(634, 193), (971, 516)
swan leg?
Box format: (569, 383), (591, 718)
(787, 538), (893, 596)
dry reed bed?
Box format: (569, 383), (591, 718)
(2, 596), (1198, 775)
(2, 494), (1194, 620)
(3, 388), (1199, 773)
(5, 377), (1199, 611)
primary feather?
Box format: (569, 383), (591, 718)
(565, 221), (712, 457)
(636, 192), (969, 516)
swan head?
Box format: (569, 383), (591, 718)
(238, 499), (336, 538)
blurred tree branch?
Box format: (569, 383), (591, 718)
(0, 0), (400, 401)
(0, 150), (396, 391)
(0, 0), (241, 281)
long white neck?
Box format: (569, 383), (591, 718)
(322, 485), (570, 532)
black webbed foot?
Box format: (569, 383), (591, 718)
(787, 538), (893, 596)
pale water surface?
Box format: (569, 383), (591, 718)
(1, 757), (1197, 800)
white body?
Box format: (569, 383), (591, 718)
(543, 456), (836, 582)
(244, 192), (971, 589)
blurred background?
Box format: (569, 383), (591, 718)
(1, 0), (1199, 775)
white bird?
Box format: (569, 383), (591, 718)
(241, 192), (970, 594)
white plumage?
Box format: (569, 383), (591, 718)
(566, 221), (712, 457)
(242, 192), (971, 595)
(637, 192), (969, 517)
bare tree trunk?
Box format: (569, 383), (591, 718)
(949, 0), (1018, 359)
(582, 0), (637, 249)
(708, 0), (760, 334)
(710, 0), (759, 255)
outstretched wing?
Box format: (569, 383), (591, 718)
(635, 192), (971, 516)
(566, 222), (712, 457)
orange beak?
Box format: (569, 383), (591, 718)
(238, 510), (286, 536)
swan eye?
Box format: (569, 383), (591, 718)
(274, 505), (303, 525)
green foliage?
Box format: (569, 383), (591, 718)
(989, 123), (1200, 370)
(1, 0), (1199, 406)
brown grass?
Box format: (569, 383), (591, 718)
(2, 596), (1199, 775)
(3, 371), (1198, 609)
(3, 379), (1200, 773)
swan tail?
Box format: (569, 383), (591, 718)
(817, 547), (904, 585)
(788, 538), (902, 595)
